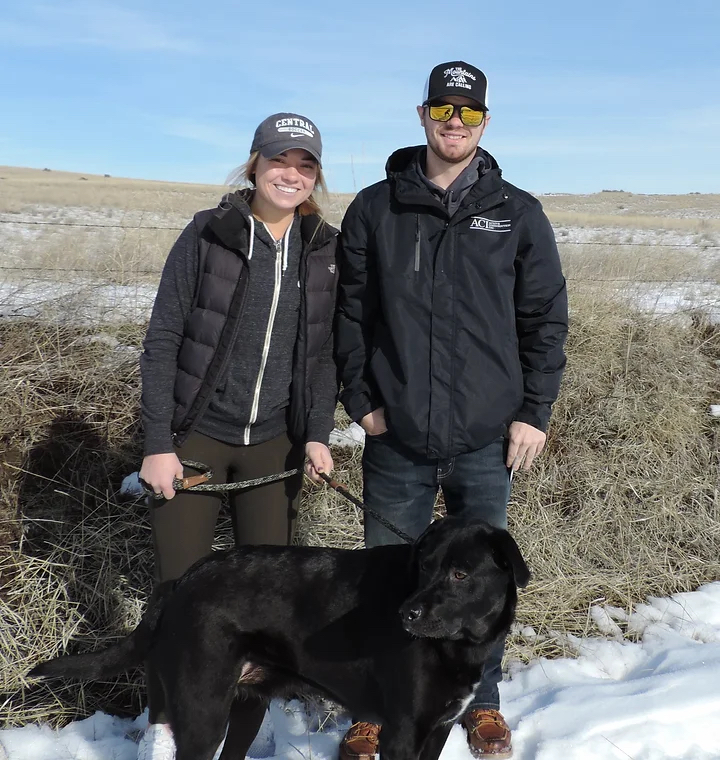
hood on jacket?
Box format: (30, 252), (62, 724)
(384, 146), (503, 209)
(385, 146), (502, 179)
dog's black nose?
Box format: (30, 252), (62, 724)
(405, 607), (423, 622)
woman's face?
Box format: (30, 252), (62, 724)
(253, 148), (318, 213)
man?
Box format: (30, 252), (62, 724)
(335, 61), (568, 759)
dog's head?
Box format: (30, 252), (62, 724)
(399, 516), (530, 643)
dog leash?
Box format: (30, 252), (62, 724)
(318, 472), (414, 545)
(143, 460), (414, 545)
(143, 460), (300, 497)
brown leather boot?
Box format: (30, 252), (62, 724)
(339, 721), (381, 760)
(463, 709), (513, 758)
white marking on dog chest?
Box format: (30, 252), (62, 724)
(445, 679), (482, 723)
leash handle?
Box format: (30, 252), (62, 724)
(144, 460), (297, 499)
(169, 459), (214, 491)
(173, 472), (214, 490)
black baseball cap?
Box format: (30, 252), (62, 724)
(250, 112), (322, 165)
(422, 61), (489, 111)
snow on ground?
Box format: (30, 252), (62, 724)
(2, 583), (720, 760)
(627, 280), (720, 319)
(0, 205), (188, 230)
(554, 224), (717, 248)
(0, 280), (157, 324)
(2, 271), (718, 326)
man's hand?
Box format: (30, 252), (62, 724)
(305, 442), (334, 483)
(139, 452), (184, 500)
(359, 408), (388, 436)
(506, 421), (547, 472)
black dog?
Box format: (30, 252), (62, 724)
(30, 516), (529, 760)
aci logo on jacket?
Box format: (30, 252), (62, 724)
(469, 216), (511, 233)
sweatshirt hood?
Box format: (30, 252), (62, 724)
(206, 189), (337, 252)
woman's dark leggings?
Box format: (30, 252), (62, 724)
(146, 430), (304, 759)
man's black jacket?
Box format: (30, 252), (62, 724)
(335, 146), (568, 459)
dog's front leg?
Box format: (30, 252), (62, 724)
(378, 718), (450, 760)
(218, 693), (268, 759)
(417, 723), (453, 760)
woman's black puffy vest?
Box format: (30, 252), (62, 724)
(171, 197), (338, 446)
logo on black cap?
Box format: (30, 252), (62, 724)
(444, 66), (476, 90)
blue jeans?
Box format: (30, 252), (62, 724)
(362, 432), (512, 710)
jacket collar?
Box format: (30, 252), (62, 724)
(206, 189), (337, 253)
(386, 146), (504, 211)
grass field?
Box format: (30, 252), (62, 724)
(0, 166), (718, 727)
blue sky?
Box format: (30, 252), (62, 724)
(0, 0), (718, 194)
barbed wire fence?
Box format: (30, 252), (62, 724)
(0, 217), (718, 321)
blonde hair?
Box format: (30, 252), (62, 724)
(226, 151), (328, 217)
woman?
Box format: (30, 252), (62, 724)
(137, 112), (338, 760)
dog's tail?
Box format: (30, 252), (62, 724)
(28, 583), (169, 682)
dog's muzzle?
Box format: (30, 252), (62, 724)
(400, 603), (462, 639)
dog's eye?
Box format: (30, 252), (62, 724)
(453, 571), (467, 581)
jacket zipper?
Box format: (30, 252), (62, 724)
(414, 215), (421, 272)
(243, 221), (291, 445)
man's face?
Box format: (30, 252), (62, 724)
(417, 95), (490, 165)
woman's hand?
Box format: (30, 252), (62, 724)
(304, 442), (334, 483)
(139, 452), (184, 500)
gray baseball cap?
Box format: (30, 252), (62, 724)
(250, 112), (322, 165)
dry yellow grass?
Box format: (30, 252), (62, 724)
(0, 169), (718, 727)
(0, 166), (354, 226)
(539, 190), (720, 220)
(1, 294), (718, 726)
(0, 165), (226, 217)
(549, 211), (720, 240)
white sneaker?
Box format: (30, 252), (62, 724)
(137, 723), (176, 760)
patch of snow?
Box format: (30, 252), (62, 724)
(4, 584), (720, 760)
(329, 422), (366, 448)
(0, 280), (157, 324)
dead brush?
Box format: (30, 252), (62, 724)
(0, 318), (150, 723)
(0, 293), (718, 727)
(507, 292), (719, 659)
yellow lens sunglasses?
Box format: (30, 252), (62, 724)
(427, 103), (486, 127)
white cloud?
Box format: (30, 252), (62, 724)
(161, 118), (252, 151)
(0, 1), (197, 53)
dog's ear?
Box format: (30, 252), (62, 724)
(414, 518), (446, 547)
(491, 529), (531, 588)
(410, 518), (452, 574)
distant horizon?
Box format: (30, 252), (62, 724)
(3, 162), (717, 199)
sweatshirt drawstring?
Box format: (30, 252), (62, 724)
(248, 215), (256, 260)
(282, 219), (292, 272)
